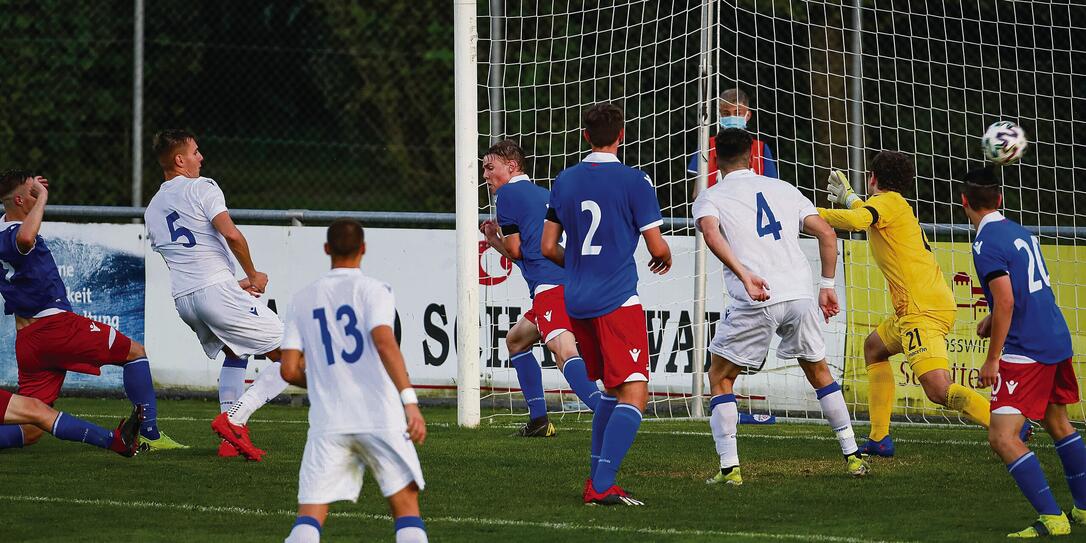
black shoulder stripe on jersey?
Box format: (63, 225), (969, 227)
(545, 207), (561, 225)
(982, 269), (1009, 285)
(863, 205), (880, 226)
(500, 224), (520, 236)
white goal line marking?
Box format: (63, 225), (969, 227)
(0, 495), (908, 543)
(71, 412), (1024, 449)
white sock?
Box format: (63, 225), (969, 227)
(219, 364), (247, 413)
(228, 361), (289, 425)
(284, 520), (320, 543)
(709, 395), (739, 469)
(817, 384), (858, 456)
(396, 527), (428, 543)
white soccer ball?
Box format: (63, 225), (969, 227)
(981, 121), (1028, 165)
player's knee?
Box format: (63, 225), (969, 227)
(127, 341), (147, 360)
(1042, 411), (1075, 441)
(21, 424), (43, 446)
(506, 335), (531, 355)
(863, 333), (885, 364)
(923, 385), (948, 406)
(25, 398), (55, 428)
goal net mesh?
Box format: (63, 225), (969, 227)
(474, 0), (1086, 426)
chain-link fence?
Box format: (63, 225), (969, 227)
(0, 0), (456, 211)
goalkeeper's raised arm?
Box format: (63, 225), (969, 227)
(816, 169), (879, 232)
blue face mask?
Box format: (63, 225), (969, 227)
(719, 115), (747, 129)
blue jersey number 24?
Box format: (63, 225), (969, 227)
(755, 192), (782, 240)
(313, 305), (366, 365)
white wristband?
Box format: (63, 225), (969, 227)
(400, 388), (418, 405)
(819, 277), (835, 289)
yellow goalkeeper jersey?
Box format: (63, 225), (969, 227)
(818, 191), (955, 316)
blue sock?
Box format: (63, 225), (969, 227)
(561, 357), (601, 411)
(52, 412), (113, 449)
(123, 357), (160, 439)
(1055, 432), (1086, 509)
(590, 394), (617, 480)
(394, 516), (426, 540)
(510, 351), (547, 420)
(1008, 451), (1062, 515)
(0, 425), (24, 449)
(592, 403), (643, 493)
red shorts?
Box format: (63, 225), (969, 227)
(991, 358), (1080, 420)
(0, 389), (12, 422)
(523, 286), (574, 344)
(569, 304), (649, 389)
(15, 312), (132, 405)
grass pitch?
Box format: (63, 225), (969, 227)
(0, 398), (1081, 542)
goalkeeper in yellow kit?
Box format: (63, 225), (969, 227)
(818, 151), (999, 456)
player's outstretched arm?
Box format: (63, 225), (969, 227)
(979, 275), (1014, 388)
(802, 214), (840, 321)
(695, 217), (768, 301)
(642, 226), (672, 275)
(373, 325), (426, 445)
(541, 220), (565, 267)
(15, 177), (49, 253)
(211, 212), (269, 294)
(279, 349), (307, 388)
(480, 219), (522, 261)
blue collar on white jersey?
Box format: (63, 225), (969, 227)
(976, 211), (1006, 236)
(583, 152), (620, 163)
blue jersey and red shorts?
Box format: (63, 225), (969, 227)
(972, 213), (1078, 419)
(495, 175), (574, 343)
(546, 153), (663, 388)
(0, 219), (133, 405)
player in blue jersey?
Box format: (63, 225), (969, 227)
(541, 102), (672, 506)
(0, 388), (141, 456)
(0, 169), (183, 452)
(480, 139), (603, 437)
(962, 166), (1086, 538)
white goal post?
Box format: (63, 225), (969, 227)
(455, 0), (1086, 428)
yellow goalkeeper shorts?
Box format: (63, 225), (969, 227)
(876, 310), (956, 377)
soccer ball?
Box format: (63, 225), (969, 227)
(981, 121), (1028, 165)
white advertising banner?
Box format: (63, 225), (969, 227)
(4, 222), (846, 412)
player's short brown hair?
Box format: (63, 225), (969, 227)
(870, 151), (914, 194)
(715, 128), (753, 168)
(583, 102), (624, 148)
(327, 218), (365, 258)
(484, 139), (527, 173)
(960, 166), (1001, 211)
(0, 169), (34, 200)
(153, 129), (196, 169)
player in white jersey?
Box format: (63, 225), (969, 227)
(692, 129), (868, 484)
(280, 219), (427, 543)
(145, 129), (290, 460)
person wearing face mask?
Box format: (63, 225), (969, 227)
(687, 87), (779, 196)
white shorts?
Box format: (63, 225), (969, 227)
(174, 280), (283, 359)
(298, 431), (425, 504)
(708, 298), (827, 369)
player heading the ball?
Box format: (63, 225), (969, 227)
(694, 129), (868, 484)
(541, 102), (671, 506)
(280, 219), (428, 543)
(818, 153), (1007, 457)
(480, 139), (603, 437)
(145, 129), (290, 460)
(962, 167), (1086, 538)
(0, 170), (180, 453)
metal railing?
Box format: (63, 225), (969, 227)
(44, 205), (1086, 239)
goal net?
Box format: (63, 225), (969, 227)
(467, 0), (1086, 426)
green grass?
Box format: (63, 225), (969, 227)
(1, 398), (1083, 542)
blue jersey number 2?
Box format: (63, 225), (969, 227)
(755, 192), (782, 240)
(312, 305), (366, 365)
(166, 211), (197, 248)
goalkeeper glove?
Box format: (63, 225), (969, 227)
(826, 169), (860, 207)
